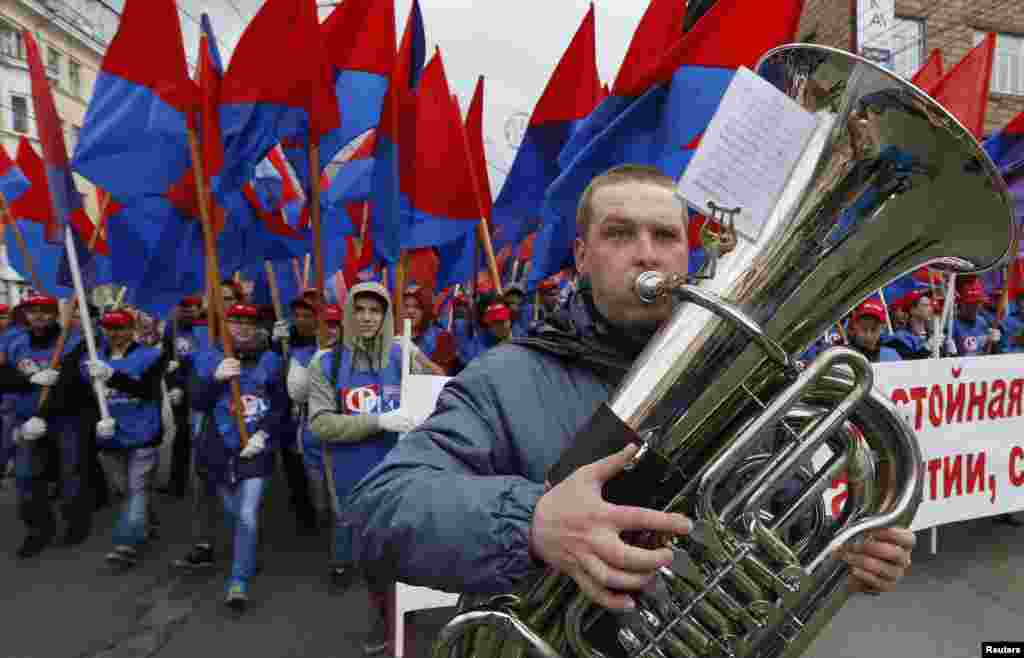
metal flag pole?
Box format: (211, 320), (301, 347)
(64, 225), (110, 420)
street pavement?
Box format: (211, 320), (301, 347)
(2, 468), (1023, 658)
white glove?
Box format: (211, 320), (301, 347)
(945, 337), (958, 356)
(286, 361), (310, 403)
(86, 360), (114, 383)
(167, 388), (184, 406)
(214, 358), (241, 382)
(378, 410), (417, 434)
(272, 320), (290, 341)
(240, 430), (268, 459)
(96, 418), (117, 439)
(167, 360), (180, 374)
(990, 328), (1003, 345)
(21, 417), (47, 442)
(29, 369), (59, 387)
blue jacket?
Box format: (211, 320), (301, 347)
(952, 314), (998, 356)
(6, 326), (81, 422)
(344, 292), (623, 594)
(192, 346), (286, 484)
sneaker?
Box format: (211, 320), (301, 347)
(362, 611), (390, 656)
(172, 543), (215, 570)
(105, 545), (139, 567)
(15, 529), (55, 559)
(225, 581), (248, 611)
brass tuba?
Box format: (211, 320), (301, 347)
(433, 44), (1016, 658)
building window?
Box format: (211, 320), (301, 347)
(11, 96), (29, 134)
(891, 17), (925, 80)
(68, 58), (81, 96)
(976, 32), (1024, 96)
(0, 21), (24, 60)
(46, 46), (61, 80)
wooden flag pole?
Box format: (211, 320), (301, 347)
(309, 140), (327, 348)
(264, 260), (289, 360)
(393, 251), (407, 334)
(37, 296), (75, 412)
(87, 189), (111, 252)
(0, 193), (44, 293)
(186, 126), (248, 449)
(303, 253), (312, 289)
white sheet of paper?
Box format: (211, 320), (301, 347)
(677, 66), (819, 242)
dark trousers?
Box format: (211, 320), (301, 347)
(167, 407), (192, 498)
(278, 423), (316, 527)
(15, 416), (93, 536)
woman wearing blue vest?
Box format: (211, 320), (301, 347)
(81, 309), (165, 566)
(307, 281), (417, 656)
(192, 303), (286, 611)
(286, 304), (343, 575)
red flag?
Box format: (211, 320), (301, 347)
(8, 137), (54, 226)
(612, 0), (687, 97)
(911, 49), (943, 91)
(929, 33), (996, 139)
(464, 76), (492, 226)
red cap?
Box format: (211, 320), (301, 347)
(895, 289), (929, 312)
(181, 295), (202, 307)
(853, 299), (886, 324)
(100, 310), (135, 328)
(538, 280), (559, 292)
(226, 303), (260, 320)
(22, 294), (59, 309)
(957, 277), (987, 304)
(482, 303), (512, 325)
(0, 304), (9, 314)
(324, 304), (342, 324)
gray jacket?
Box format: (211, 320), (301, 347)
(344, 291), (644, 594)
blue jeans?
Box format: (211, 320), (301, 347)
(99, 448), (158, 547)
(218, 477), (267, 583)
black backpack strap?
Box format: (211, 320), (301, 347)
(329, 343), (344, 413)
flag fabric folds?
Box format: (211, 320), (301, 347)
(72, 0), (196, 202)
(529, 0), (804, 287)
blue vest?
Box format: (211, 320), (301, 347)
(877, 346), (902, 362)
(196, 349), (284, 452)
(1001, 313), (1024, 354)
(317, 343), (402, 502)
(8, 329), (78, 422)
(952, 314), (994, 356)
(85, 344), (162, 450)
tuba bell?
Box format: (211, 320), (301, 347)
(433, 44), (1016, 658)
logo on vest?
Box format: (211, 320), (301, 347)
(963, 335), (979, 353)
(340, 385), (383, 415)
(175, 337), (194, 357)
(17, 357), (46, 376)
(230, 394), (270, 422)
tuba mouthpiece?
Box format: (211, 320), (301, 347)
(635, 271), (667, 303)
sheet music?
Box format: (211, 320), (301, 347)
(677, 66), (819, 242)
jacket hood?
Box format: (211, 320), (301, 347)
(512, 286), (657, 384)
(343, 281), (395, 370)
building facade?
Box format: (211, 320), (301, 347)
(798, 0), (1024, 135)
(0, 0), (116, 303)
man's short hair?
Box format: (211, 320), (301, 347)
(576, 164), (682, 240)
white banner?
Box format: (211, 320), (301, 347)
(821, 354), (1024, 530)
(857, 0), (896, 70)
(402, 355), (1024, 531)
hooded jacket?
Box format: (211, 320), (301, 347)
(342, 288), (657, 594)
(307, 281), (401, 444)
